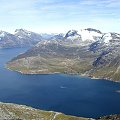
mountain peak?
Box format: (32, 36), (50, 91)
(0, 31), (6, 37)
(15, 28), (31, 35)
(102, 32), (120, 44)
(14, 29), (33, 38)
(65, 30), (79, 38)
(85, 28), (102, 34)
(0, 31), (11, 38)
(15, 28), (24, 32)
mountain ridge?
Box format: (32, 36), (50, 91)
(0, 28), (62, 48)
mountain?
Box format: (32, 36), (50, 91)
(55, 28), (102, 46)
(0, 29), (43, 48)
(64, 28), (102, 45)
(14, 29), (43, 47)
(0, 31), (19, 48)
(7, 28), (120, 82)
(0, 29), (65, 49)
(0, 28), (102, 48)
(40, 33), (64, 40)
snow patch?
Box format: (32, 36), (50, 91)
(78, 29), (102, 42)
(0, 31), (6, 38)
(67, 35), (81, 40)
(103, 33), (112, 43)
(15, 29), (32, 36)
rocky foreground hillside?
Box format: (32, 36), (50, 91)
(7, 28), (120, 82)
(0, 102), (90, 120)
(0, 102), (119, 120)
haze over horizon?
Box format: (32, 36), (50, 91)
(1, 0), (120, 33)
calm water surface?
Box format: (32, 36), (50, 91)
(0, 48), (120, 118)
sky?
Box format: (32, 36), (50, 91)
(0, 0), (120, 33)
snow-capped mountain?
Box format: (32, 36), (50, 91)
(0, 31), (7, 38)
(61, 28), (103, 46)
(63, 28), (120, 46)
(35, 28), (120, 48)
(0, 29), (65, 48)
(102, 32), (120, 44)
(79, 28), (102, 42)
(65, 30), (80, 38)
(64, 30), (81, 44)
(40, 33), (60, 40)
(65, 28), (102, 41)
(15, 29), (42, 45)
(0, 31), (19, 48)
(0, 29), (43, 48)
(1, 28), (120, 49)
(15, 29), (32, 37)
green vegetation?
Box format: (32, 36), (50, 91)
(7, 56), (92, 75)
(7, 55), (120, 82)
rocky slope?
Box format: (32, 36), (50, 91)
(0, 102), (119, 120)
(7, 28), (120, 82)
(99, 114), (120, 120)
(0, 102), (90, 120)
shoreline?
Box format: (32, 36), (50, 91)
(0, 102), (91, 120)
(6, 66), (120, 83)
(0, 102), (119, 120)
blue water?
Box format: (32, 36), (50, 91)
(0, 48), (120, 118)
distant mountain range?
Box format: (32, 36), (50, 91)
(0, 29), (61, 48)
(7, 28), (120, 82)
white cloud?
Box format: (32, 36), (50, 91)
(0, 0), (120, 33)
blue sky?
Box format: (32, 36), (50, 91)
(1, 0), (120, 33)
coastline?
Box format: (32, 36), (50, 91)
(3, 67), (120, 119)
(0, 102), (119, 120)
(0, 102), (91, 120)
(6, 65), (120, 83)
